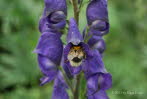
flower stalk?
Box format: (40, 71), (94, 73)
(35, 0), (112, 99)
(71, 0), (81, 99)
(73, 74), (81, 99)
(71, 0), (79, 24)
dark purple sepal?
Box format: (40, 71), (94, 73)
(67, 18), (83, 45)
(34, 32), (63, 65)
(87, 0), (108, 25)
(87, 0), (109, 36)
(44, 0), (67, 16)
(86, 73), (112, 98)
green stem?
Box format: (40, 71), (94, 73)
(71, 0), (81, 98)
(72, 0), (79, 24)
(73, 74), (81, 99)
(71, 0), (81, 99)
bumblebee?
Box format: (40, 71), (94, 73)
(67, 46), (86, 67)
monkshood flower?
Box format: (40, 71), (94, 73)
(64, 18), (106, 75)
(35, 32), (63, 85)
(34, 0), (70, 98)
(34, 31), (70, 99)
(63, 18), (112, 98)
(35, 0), (112, 98)
(64, 18), (89, 75)
(84, 50), (112, 99)
(39, 0), (67, 33)
(87, 0), (109, 36)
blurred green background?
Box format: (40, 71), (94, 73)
(0, 0), (147, 99)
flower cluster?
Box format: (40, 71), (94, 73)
(34, 0), (112, 99)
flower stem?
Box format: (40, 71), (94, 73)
(71, 0), (81, 99)
(72, 0), (79, 24)
(74, 74), (81, 99)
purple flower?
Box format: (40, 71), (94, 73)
(63, 18), (112, 98)
(83, 50), (112, 98)
(64, 18), (91, 75)
(87, 0), (109, 36)
(34, 0), (70, 98)
(35, 0), (67, 84)
(35, 0), (112, 98)
(34, 32), (63, 85)
(39, 0), (67, 33)
(64, 18), (106, 74)
(34, 31), (70, 99)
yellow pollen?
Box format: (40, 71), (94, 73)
(73, 46), (81, 50)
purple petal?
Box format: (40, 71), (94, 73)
(49, 11), (66, 23)
(64, 62), (82, 75)
(87, 74), (99, 95)
(52, 72), (69, 99)
(87, 0), (109, 36)
(47, 11), (66, 29)
(83, 50), (107, 78)
(81, 42), (92, 57)
(62, 63), (74, 79)
(86, 73), (112, 97)
(39, 0), (67, 33)
(100, 73), (112, 90)
(67, 18), (83, 45)
(38, 54), (58, 85)
(87, 90), (109, 99)
(89, 20), (109, 36)
(88, 36), (106, 54)
(44, 0), (67, 16)
(51, 20), (66, 30)
(87, 0), (108, 25)
(34, 32), (63, 65)
(39, 11), (66, 33)
(39, 17), (49, 33)
(91, 20), (107, 31)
